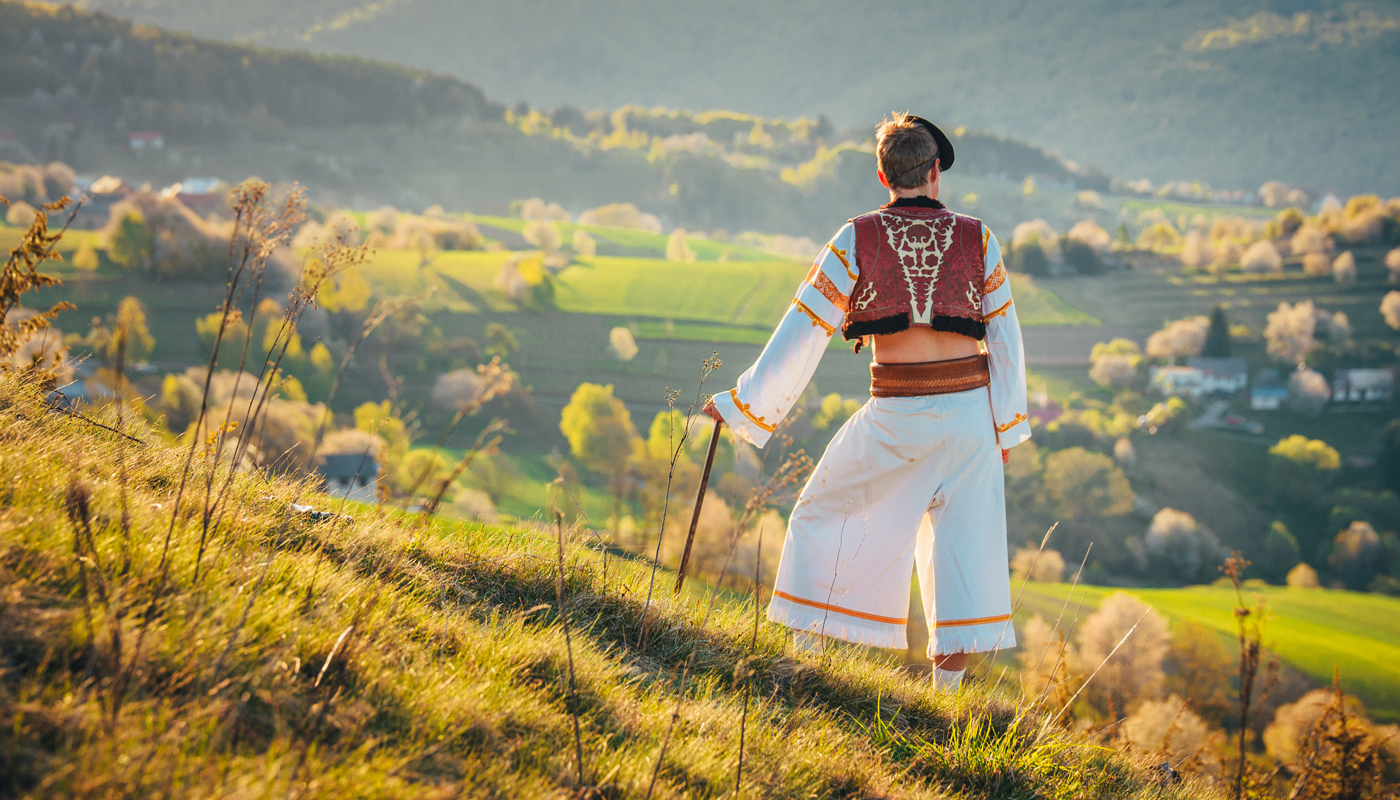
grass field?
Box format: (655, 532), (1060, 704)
(0, 375), (1211, 799)
(1016, 582), (1400, 723)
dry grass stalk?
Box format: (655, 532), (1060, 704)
(640, 352), (721, 648)
(1041, 603), (1153, 736)
(1220, 552), (1275, 800)
(1025, 543), (1094, 714)
(646, 447), (812, 800)
(735, 515), (767, 795)
(1, 194), (83, 391)
(553, 511), (588, 789)
(420, 418), (510, 517)
(979, 523), (1058, 681)
(194, 204), (375, 580)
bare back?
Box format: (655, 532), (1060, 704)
(870, 328), (981, 365)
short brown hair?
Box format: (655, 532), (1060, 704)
(876, 112), (938, 189)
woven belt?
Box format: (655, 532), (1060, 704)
(870, 354), (990, 397)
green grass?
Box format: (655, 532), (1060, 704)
(0, 373), (1216, 799)
(1017, 582), (1400, 723)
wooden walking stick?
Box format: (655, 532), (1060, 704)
(674, 417), (722, 593)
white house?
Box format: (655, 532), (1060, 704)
(1151, 366), (1204, 398)
(1250, 369), (1289, 410)
(1332, 368), (1394, 404)
(316, 454), (380, 503)
(1186, 357), (1248, 394)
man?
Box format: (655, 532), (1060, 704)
(702, 112), (1030, 691)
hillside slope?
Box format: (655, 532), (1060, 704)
(68, 0), (1400, 195)
(2, 1), (1101, 239)
(0, 375), (1209, 798)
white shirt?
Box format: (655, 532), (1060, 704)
(713, 217), (1032, 450)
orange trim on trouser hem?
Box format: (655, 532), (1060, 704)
(772, 590), (907, 625)
(932, 613), (1012, 629)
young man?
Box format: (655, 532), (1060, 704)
(703, 112), (1030, 691)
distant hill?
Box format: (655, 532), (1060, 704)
(0, 0), (1110, 240)
(62, 0), (1400, 197)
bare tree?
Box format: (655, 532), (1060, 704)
(1071, 592), (1170, 719)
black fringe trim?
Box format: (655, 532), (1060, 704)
(928, 315), (987, 340)
(842, 312), (986, 352)
(842, 313), (910, 341)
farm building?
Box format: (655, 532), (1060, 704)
(1152, 358), (1247, 399)
(128, 131), (164, 150)
(315, 454), (380, 503)
(1186, 357), (1248, 393)
(1332, 368), (1394, 404)
(1250, 369), (1289, 410)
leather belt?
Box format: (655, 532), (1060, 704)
(870, 354), (990, 397)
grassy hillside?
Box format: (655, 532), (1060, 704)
(72, 0), (1400, 196)
(0, 374), (1210, 799)
(1017, 582), (1400, 724)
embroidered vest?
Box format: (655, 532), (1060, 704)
(842, 206), (986, 342)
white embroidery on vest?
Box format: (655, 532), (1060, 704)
(880, 212), (957, 324)
(853, 282), (879, 311)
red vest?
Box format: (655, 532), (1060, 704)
(842, 205), (985, 342)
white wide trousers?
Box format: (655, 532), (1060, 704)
(766, 387), (1016, 656)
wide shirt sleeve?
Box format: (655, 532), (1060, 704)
(980, 224), (1032, 448)
(712, 223), (856, 447)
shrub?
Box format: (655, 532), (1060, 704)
(1332, 251), (1356, 284)
(1089, 338), (1142, 387)
(1265, 300), (1318, 364)
(607, 327), (638, 361)
(1290, 222), (1333, 257)
(1012, 219), (1059, 261)
(1008, 241), (1048, 276)
(1065, 219), (1112, 254)
(571, 228), (597, 257)
(1010, 545), (1065, 583)
(1062, 240), (1100, 274)
(1121, 695), (1212, 764)
(666, 228), (696, 262)
(1043, 447), (1135, 521)
(5, 200), (37, 227)
(522, 219), (562, 252)
(1286, 561), (1320, 588)
(1286, 368), (1331, 415)
(1145, 317), (1207, 363)
(102, 192), (227, 279)
(577, 202), (662, 232)
(1270, 434), (1340, 469)
(1329, 521), (1381, 590)
(1136, 222), (1182, 252)
(107, 211), (154, 271)
(1070, 592), (1169, 718)
(1240, 240), (1283, 273)
(1382, 291), (1400, 329)
(1143, 508), (1226, 583)
(1180, 231), (1207, 268)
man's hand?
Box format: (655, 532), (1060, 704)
(1002, 449), (1010, 465)
(702, 397), (724, 423)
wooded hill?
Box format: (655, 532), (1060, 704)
(0, 0), (1105, 239)
(66, 0), (1400, 197)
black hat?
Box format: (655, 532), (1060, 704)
(909, 115), (955, 172)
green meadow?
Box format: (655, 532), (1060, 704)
(1017, 582), (1400, 723)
